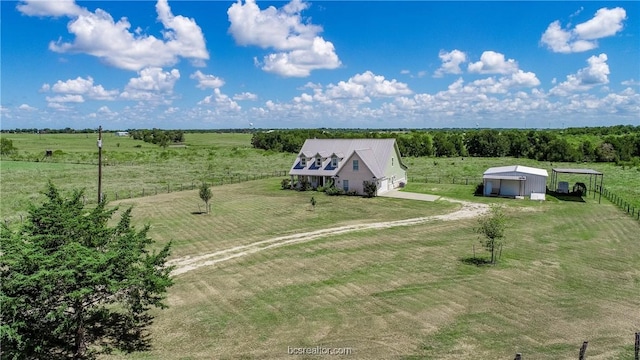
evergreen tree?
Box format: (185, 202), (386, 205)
(0, 183), (173, 359)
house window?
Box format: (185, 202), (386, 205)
(343, 180), (349, 191)
(316, 157), (322, 167)
(331, 156), (338, 167)
(301, 157), (306, 166)
(353, 160), (359, 171)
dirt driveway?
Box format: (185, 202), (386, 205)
(378, 189), (441, 201)
(169, 196), (488, 276)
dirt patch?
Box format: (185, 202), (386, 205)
(169, 199), (489, 276)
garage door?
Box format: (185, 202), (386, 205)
(500, 180), (520, 196)
(378, 179), (389, 194)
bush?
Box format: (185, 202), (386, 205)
(325, 187), (343, 196)
(346, 190), (359, 196)
(297, 178), (310, 191)
(363, 181), (377, 198)
(0, 137), (17, 155)
(474, 183), (484, 196)
(280, 178), (291, 190)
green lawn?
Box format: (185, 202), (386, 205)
(2, 132), (638, 358)
(101, 178), (640, 359)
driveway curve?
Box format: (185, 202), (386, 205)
(169, 196), (488, 276)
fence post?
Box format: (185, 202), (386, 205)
(635, 332), (639, 360)
(142, 188), (145, 197)
(579, 341), (588, 360)
(167, 184), (170, 193)
(115, 192), (118, 200)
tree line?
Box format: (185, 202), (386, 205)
(250, 127), (640, 163)
(129, 129), (185, 147)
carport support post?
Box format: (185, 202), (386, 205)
(598, 174), (603, 204)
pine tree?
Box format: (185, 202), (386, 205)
(0, 183), (173, 359)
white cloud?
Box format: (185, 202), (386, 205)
(621, 79), (640, 86)
(550, 53), (610, 96)
(575, 7), (627, 39)
(233, 92), (258, 101)
(25, 0), (208, 71)
(97, 105), (114, 114)
(541, 7), (626, 53)
(43, 76), (119, 100)
(18, 104), (37, 111)
(227, 0), (341, 77)
(125, 67), (180, 92)
(198, 88), (241, 112)
(315, 71), (412, 103)
(468, 51), (518, 74)
(434, 49), (467, 77)
(190, 71), (225, 90)
(46, 94), (85, 103)
(17, 0), (84, 17)
(121, 67), (180, 101)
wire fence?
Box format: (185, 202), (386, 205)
(513, 332), (639, 359)
(2, 170), (288, 227)
(407, 175), (483, 186)
(598, 185), (640, 221)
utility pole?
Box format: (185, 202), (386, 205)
(97, 126), (103, 203)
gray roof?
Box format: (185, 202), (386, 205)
(289, 138), (402, 177)
(552, 168), (603, 175)
(484, 165), (548, 177)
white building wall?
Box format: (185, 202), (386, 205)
(382, 146), (407, 189)
(336, 153), (375, 195)
(484, 171), (547, 196)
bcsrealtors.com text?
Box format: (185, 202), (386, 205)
(287, 346), (353, 356)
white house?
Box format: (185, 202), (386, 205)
(289, 139), (408, 195)
(483, 165), (548, 198)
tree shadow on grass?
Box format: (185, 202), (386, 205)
(460, 256), (493, 266)
(191, 211), (206, 215)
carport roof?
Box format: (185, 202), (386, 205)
(551, 168), (603, 175)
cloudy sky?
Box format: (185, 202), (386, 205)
(1, 0), (638, 130)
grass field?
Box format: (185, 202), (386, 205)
(98, 178), (640, 360)
(2, 132), (639, 220)
(2, 132), (639, 358)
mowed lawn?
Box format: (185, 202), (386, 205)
(103, 179), (640, 360)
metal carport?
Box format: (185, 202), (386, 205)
(550, 168), (603, 203)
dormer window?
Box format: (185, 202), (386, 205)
(331, 156), (338, 167)
(316, 157), (322, 166)
(301, 157), (307, 167)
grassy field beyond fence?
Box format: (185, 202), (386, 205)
(1, 132), (639, 358)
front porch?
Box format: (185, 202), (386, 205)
(291, 175), (334, 189)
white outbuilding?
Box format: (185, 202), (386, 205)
(483, 165), (548, 198)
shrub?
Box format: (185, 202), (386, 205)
(325, 187), (343, 196)
(297, 178), (310, 191)
(347, 190), (359, 196)
(474, 183), (484, 196)
(280, 178), (291, 190)
(0, 137), (17, 155)
(363, 181), (377, 198)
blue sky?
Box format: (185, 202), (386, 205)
(1, 0), (638, 130)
